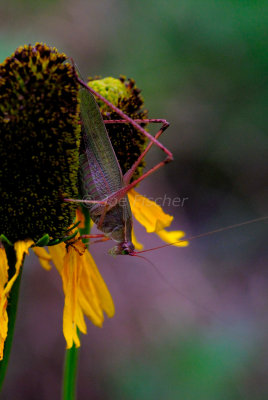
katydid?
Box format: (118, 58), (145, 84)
(65, 74), (268, 256)
(65, 73), (172, 255)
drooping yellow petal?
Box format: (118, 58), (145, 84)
(76, 207), (85, 229)
(131, 229), (144, 250)
(77, 258), (105, 327)
(128, 189), (173, 233)
(48, 243), (65, 275)
(157, 229), (189, 247)
(4, 240), (34, 296)
(75, 306), (87, 335)
(81, 250), (115, 319)
(0, 240), (33, 360)
(0, 249), (8, 288)
(33, 247), (52, 271)
(0, 249), (9, 360)
(62, 245), (81, 348)
(49, 240), (115, 349)
(75, 208), (94, 231)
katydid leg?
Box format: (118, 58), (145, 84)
(66, 120), (171, 208)
(80, 234), (106, 239)
(97, 155), (171, 205)
(72, 151), (170, 211)
(76, 77), (173, 163)
(90, 237), (111, 245)
(96, 203), (110, 230)
(64, 198), (107, 205)
(79, 233), (110, 245)
(104, 118), (170, 184)
(103, 119), (169, 125)
(122, 120), (170, 185)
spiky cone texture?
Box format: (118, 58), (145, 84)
(88, 76), (148, 182)
(0, 44), (81, 242)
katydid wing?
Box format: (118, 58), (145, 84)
(78, 84), (135, 255)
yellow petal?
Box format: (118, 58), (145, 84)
(0, 249), (8, 360)
(76, 306), (87, 335)
(0, 249), (8, 288)
(50, 240), (115, 349)
(48, 243), (65, 275)
(128, 189), (173, 233)
(33, 247), (52, 271)
(76, 207), (85, 229)
(0, 294), (8, 361)
(82, 250), (115, 319)
(68, 244), (104, 328)
(62, 245), (80, 348)
(157, 229), (189, 247)
(77, 263), (105, 327)
(75, 208), (94, 230)
(131, 229), (144, 251)
(0, 240), (33, 360)
(4, 239), (34, 295)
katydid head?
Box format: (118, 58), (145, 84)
(106, 212), (135, 256)
(109, 240), (135, 256)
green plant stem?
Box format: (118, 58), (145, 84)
(78, 207), (91, 241)
(0, 245), (23, 391)
(62, 343), (80, 400)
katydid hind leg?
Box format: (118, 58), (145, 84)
(96, 203), (110, 230)
(77, 77), (173, 163)
(90, 237), (111, 245)
(64, 198), (107, 205)
(80, 234), (107, 239)
(122, 119), (170, 185)
(104, 118), (170, 184)
(79, 233), (111, 245)
(88, 153), (172, 207)
(64, 197), (113, 232)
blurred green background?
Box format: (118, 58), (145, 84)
(0, 0), (267, 399)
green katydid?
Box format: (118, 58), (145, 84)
(65, 72), (172, 255)
(65, 72), (268, 257)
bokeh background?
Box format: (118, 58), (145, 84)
(1, 0), (267, 399)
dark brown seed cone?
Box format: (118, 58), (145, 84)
(0, 43), (81, 242)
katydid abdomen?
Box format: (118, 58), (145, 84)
(79, 86), (134, 254)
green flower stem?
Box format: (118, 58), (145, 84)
(62, 207), (91, 400)
(78, 207), (91, 241)
(0, 244), (23, 391)
(62, 342), (80, 400)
